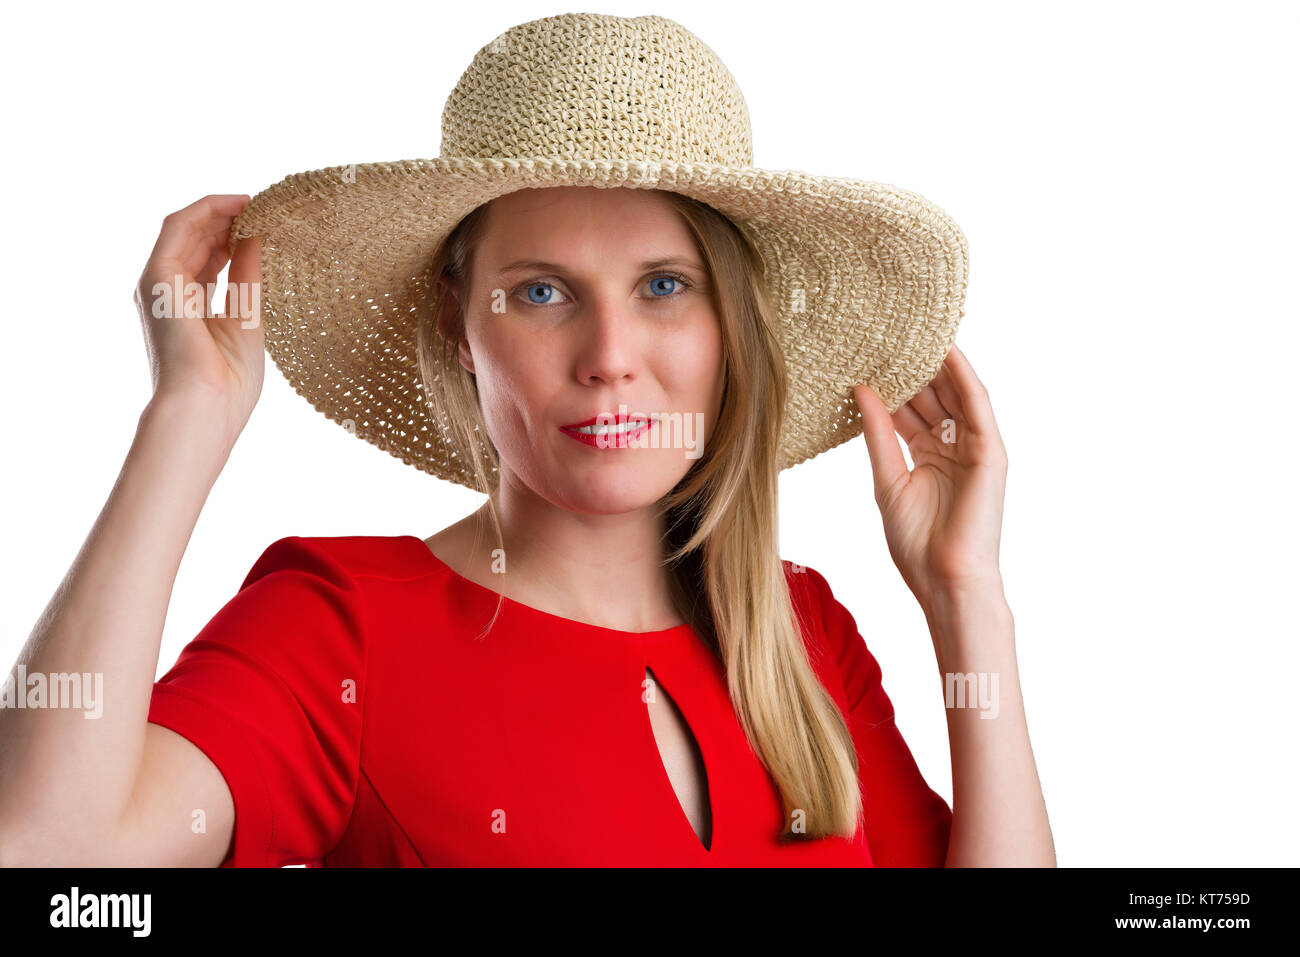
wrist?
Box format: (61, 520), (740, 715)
(137, 388), (239, 470)
(920, 576), (1014, 657)
(919, 572), (1009, 619)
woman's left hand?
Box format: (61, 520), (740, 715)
(853, 343), (1008, 610)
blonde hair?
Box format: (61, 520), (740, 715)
(415, 188), (863, 841)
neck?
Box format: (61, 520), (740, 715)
(461, 474), (684, 632)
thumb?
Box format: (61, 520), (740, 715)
(853, 383), (908, 503)
(224, 236), (263, 330)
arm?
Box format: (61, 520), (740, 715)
(0, 195), (263, 866)
(0, 393), (236, 866)
(854, 343), (1054, 867)
(922, 578), (1054, 867)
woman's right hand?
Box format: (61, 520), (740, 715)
(133, 194), (264, 448)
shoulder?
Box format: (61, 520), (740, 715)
(155, 538), (426, 679)
(223, 536), (447, 639)
(780, 558), (835, 627)
(779, 558), (840, 667)
(239, 534), (444, 591)
(780, 559), (882, 698)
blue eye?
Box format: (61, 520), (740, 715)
(523, 283), (563, 304)
(644, 273), (692, 298)
(514, 273), (692, 306)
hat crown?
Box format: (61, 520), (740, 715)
(440, 13), (754, 166)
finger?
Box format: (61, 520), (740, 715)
(906, 382), (951, 429)
(177, 193), (250, 220)
(227, 235), (261, 286)
(154, 213), (238, 272)
(929, 362), (965, 425)
(853, 384), (908, 501)
(178, 226), (234, 280)
(891, 398), (931, 447)
(944, 344), (999, 437)
(195, 245), (231, 289)
(224, 236), (262, 323)
(137, 238), (227, 319)
(149, 194), (250, 265)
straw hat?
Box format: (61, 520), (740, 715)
(227, 11), (969, 492)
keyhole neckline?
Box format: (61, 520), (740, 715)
(643, 664), (716, 854)
(408, 535), (697, 640)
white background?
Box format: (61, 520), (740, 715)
(2, 0), (1296, 867)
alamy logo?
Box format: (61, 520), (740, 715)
(0, 666), (103, 718)
(944, 671), (999, 718)
(49, 886), (151, 937)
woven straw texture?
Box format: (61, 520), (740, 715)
(228, 12), (969, 493)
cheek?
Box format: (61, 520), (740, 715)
(468, 328), (556, 444)
(660, 321), (725, 412)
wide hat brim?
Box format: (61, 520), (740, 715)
(228, 156), (969, 492)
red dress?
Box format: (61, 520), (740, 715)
(147, 535), (951, 867)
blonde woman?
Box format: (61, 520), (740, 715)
(0, 14), (1052, 867)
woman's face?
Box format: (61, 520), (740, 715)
(457, 186), (725, 515)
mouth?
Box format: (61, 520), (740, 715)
(560, 412), (655, 448)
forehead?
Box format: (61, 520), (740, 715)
(477, 186), (697, 261)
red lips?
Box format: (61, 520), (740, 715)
(560, 412), (650, 429)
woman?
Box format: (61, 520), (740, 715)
(0, 13), (1052, 867)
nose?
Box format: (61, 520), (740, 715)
(571, 299), (643, 387)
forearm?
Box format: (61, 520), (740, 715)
(0, 390), (232, 846)
(922, 581), (1055, 867)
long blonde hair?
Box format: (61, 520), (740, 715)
(415, 188), (863, 841)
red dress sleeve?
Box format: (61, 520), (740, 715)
(146, 537), (368, 867)
(799, 564), (952, 867)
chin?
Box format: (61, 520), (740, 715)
(551, 471), (682, 516)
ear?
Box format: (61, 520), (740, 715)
(435, 276), (475, 376)
(457, 338), (476, 376)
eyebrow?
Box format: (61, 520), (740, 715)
(492, 256), (706, 278)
